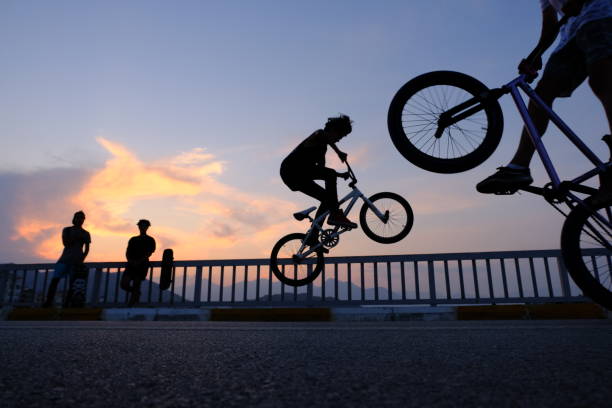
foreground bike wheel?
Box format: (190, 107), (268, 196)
(561, 196), (612, 310)
(270, 233), (325, 287)
(388, 71), (504, 173)
(360, 192), (414, 244)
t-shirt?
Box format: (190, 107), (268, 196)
(281, 130), (328, 172)
(126, 235), (156, 262)
(540, 0), (612, 51)
(57, 226), (91, 264)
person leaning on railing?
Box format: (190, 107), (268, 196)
(42, 211), (91, 307)
(121, 219), (156, 307)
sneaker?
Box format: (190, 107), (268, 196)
(476, 166), (533, 194)
(328, 211), (358, 229)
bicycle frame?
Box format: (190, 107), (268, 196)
(295, 174), (387, 258)
(502, 75), (611, 209)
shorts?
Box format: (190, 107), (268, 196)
(541, 17), (612, 98)
(52, 263), (75, 280)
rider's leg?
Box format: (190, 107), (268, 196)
(586, 55), (612, 133)
(509, 80), (558, 168)
(477, 38), (587, 194)
(295, 178), (332, 222)
(312, 167), (357, 228)
(580, 18), (612, 194)
(587, 54), (612, 194)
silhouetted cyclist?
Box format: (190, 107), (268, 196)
(477, 0), (612, 194)
(281, 115), (357, 247)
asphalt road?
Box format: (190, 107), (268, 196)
(1, 321), (611, 408)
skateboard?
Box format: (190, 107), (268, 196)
(66, 263), (89, 307)
(159, 248), (174, 290)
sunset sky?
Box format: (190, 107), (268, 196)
(1, 0), (609, 263)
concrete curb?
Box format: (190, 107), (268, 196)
(332, 306), (455, 321)
(2, 303), (608, 321)
(456, 303), (607, 320)
(6, 307), (103, 321)
(102, 308), (210, 321)
(210, 307), (331, 321)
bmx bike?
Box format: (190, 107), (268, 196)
(386, 27), (612, 308)
(270, 161), (414, 287)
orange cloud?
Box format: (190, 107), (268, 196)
(11, 138), (299, 261)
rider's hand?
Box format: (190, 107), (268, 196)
(337, 151), (348, 163)
(562, 0), (585, 17)
(518, 56), (541, 81)
(337, 171), (350, 180)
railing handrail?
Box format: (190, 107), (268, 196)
(3, 248), (600, 270)
(2, 248), (606, 308)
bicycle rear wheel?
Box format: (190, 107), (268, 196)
(561, 196), (612, 310)
(360, 192), (413, 244)
(388, 71), (504, 173)
(270, 233), (324, 287)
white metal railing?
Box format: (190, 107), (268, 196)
(1, 249), (599, 308)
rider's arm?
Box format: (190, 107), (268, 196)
(330, 143), (348, 163)
(62, 227), (71, 247)
(81, 242), (90, 262)
(522, 5), (559, 71)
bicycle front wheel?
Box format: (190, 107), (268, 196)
(388, 71), (504, 173)
(270, 233), (324, 287)
(561, 196), (612, 310)
(360, 192), (414, 244)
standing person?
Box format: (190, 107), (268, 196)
(42, 211), (91, 307)
(477, 0), (612, 194)
(280, 114), (356, 248)
(121, 219), (156, 306)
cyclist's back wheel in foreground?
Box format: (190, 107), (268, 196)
(360, 192), (413, 244)
(561, 196), (612, 310)
(270, 233), (325, 287)
(388, 71), (504, 174)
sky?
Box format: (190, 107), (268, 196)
(0, 0), (609, 263)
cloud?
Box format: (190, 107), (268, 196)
(3, 138), (298, 262)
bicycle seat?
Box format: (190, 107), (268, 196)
(293, 206), (317, 221)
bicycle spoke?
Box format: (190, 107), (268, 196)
(400, 84), (490, 160)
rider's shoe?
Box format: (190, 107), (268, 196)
(328, 211), (358, 229)
(476, 166), (533, 195)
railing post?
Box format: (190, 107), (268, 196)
(194, 266), (203, 306)
(307, 264), (313, 303)
(88, 268), (103, 307)
(0, 269), (9, 306)
(427, 260), (437, 306)
(557, 257), (572, 298)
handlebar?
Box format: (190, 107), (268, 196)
(344, 160), (358, 188)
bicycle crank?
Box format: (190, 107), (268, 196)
(321, 229), (340, 248)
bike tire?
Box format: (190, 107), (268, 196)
(561, 195), (612, 310)
(270, 233), (325, 287)
(360, 192), (414, 244)
(388, 71), (504, 174)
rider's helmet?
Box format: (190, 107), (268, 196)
(324, 114), (352, 137)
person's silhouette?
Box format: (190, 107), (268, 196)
(121, 219), (156, 307)
(42, 211), (91, 307)
(477, 0), (612, 194)
(280, 115), (356, 248)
